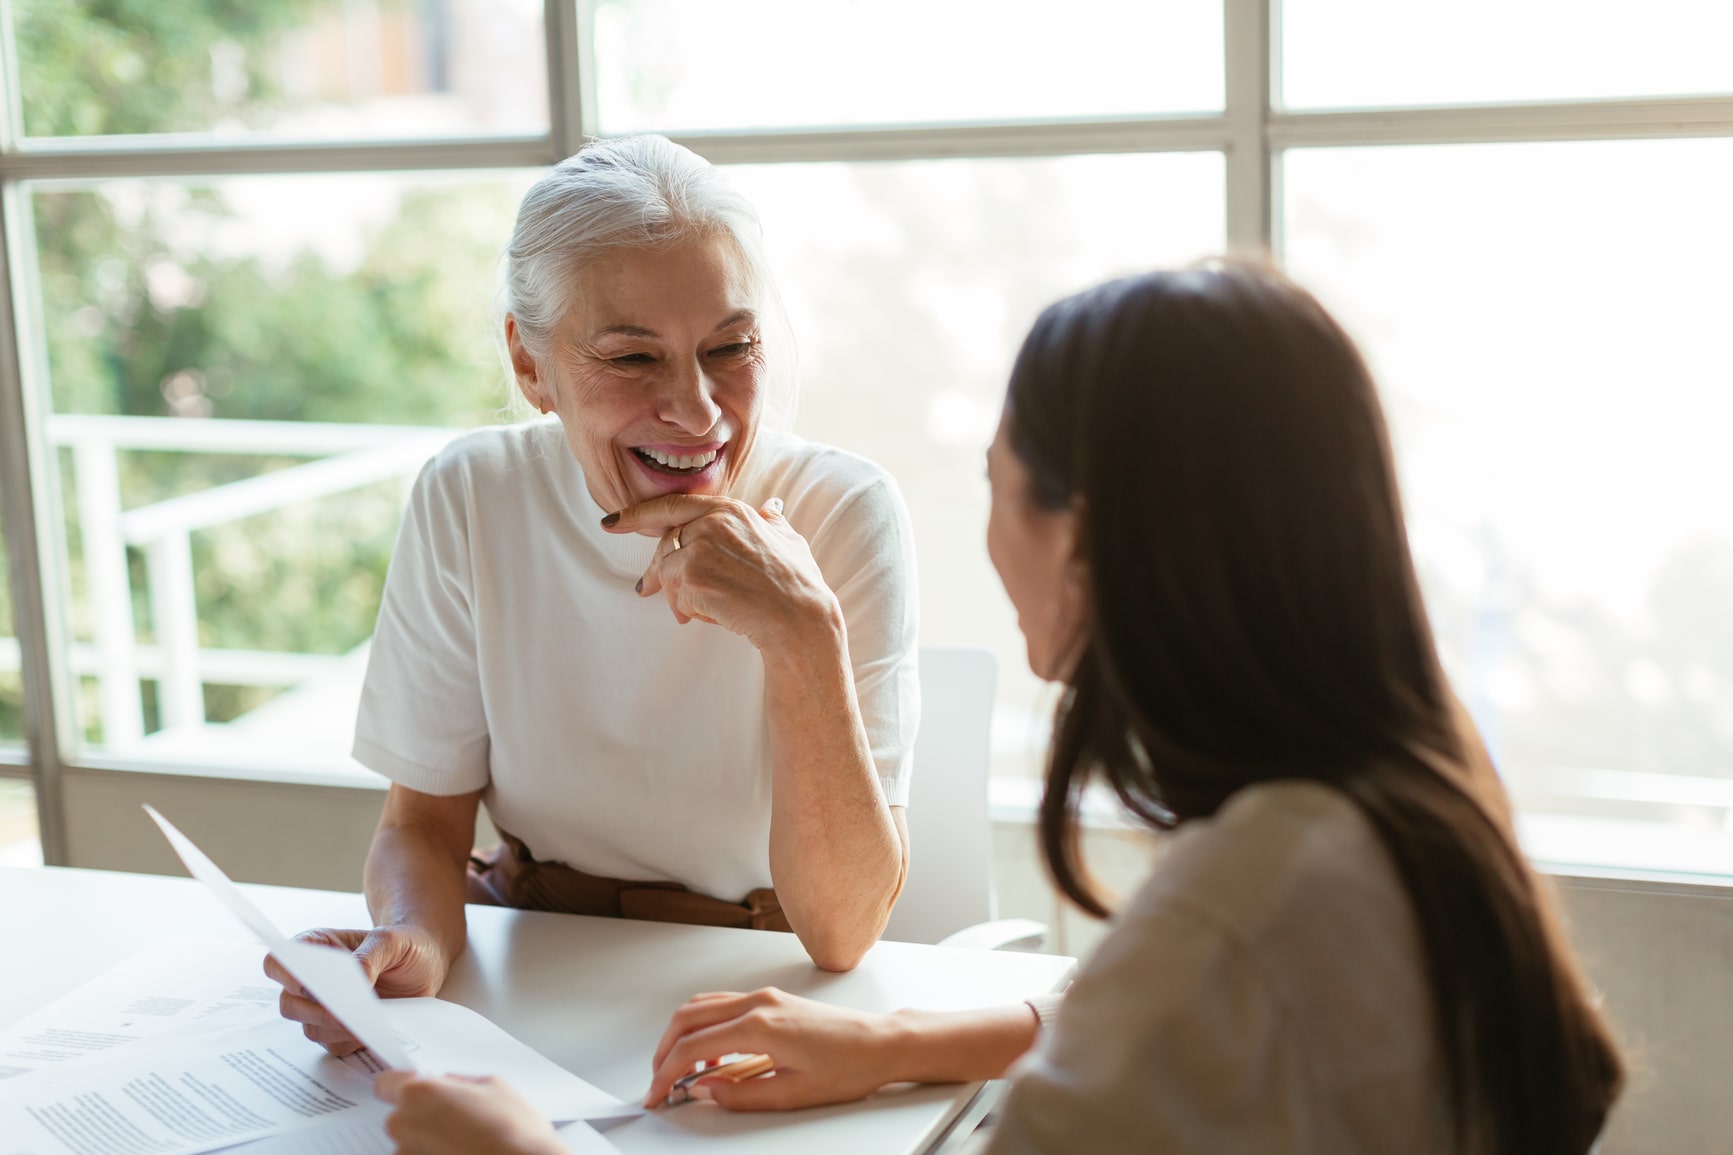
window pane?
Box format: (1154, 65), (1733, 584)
(595, 0), (1223, 132)
(31, 173), (532, 768)
(0, 502), (21, 744)
(731, 153), (1225, 777)
(0, 779), (41, 866)
(14, 0), (547, 139)
(1283, 140), (1733, 871)
(1282, 0), (1733, 109)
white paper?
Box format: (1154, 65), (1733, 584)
(0, 1014), (381, 1155)
(0, 939), (277, 1081)
(142, 805), (412, 1071)
(0, 994), (635, 1155)
(143, 806), (291, 949)
(555, 1121), (627, 1154)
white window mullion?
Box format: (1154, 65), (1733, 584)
(546, 0), (591, 157)
(0, 179), (68, 863)
(1224, 0), (1274, 253)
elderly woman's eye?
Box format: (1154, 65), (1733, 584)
(610, 352), (655, 365)
(710, 342), (756, 358)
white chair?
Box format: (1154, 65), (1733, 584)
(883, 647), (1047, 950)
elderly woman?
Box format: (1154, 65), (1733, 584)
(270, 136), (918, 1052)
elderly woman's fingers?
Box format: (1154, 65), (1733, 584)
(637, 523), (694, 600)
(602, 494), (735, 538)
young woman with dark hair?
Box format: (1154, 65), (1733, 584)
(373, 262), (1623, 1155)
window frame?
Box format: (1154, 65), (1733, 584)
(0, 0), (1730, 866)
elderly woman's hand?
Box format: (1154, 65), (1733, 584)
(265, 925), (448, 1056)
(374, 1071), (565, 1155)
(603, 495), (840, 651)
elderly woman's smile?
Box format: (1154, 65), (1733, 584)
(631, 440), (726, 477)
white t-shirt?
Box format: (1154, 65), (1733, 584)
(352, 420), (920, 902)
(989, 780), (1450, 1155)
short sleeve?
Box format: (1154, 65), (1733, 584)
(351, 458), (492, 795)
(986, 902), (1311, 1155)
(809, 477), (920, 807)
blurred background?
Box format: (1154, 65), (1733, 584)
(1, 0), (1731, 886)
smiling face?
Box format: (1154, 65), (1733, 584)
(986, 411), (1089, 682)
(507, 232), (768, 514)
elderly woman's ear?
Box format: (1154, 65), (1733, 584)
(504, 315), (553, 415)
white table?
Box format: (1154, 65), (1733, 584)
(0, 867), (1075, 1154)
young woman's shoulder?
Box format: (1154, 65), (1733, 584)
(990, 779), (1447, 1154)
(1134, 779), (1392, 937)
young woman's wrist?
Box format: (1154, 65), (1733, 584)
(878, 1004), (1041, 1086)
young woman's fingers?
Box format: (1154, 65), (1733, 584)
(698, 1073), (814, 1113)
(372, 1069), (418, 1104)
(651, 992), (758, 1071)
(646, 1017), (773, 1105)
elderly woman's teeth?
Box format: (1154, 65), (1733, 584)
(635, 447), (720, 473)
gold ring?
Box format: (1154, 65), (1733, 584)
(670, 527), (683, 551)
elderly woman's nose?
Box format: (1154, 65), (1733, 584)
(656, 358), (725, 431)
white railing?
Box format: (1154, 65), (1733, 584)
(31, 414), (460, 748)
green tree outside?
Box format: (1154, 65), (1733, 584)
(8, 1), (521, 740)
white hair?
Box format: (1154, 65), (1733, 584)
(503, 135), (796, 425)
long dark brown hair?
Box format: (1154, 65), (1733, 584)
(1009, 262), (1622, 1154)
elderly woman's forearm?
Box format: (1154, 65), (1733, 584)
(363, 801), (475, 968)
(762, 611), (906, 969)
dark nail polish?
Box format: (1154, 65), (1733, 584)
(635, 578), (643, 594)
(601, 512), (620, 528)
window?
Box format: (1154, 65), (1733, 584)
(0, 503), (21, 745)
(32, 173), (531, 767)
(592, 0), (1223, 131)
(731, 155), (1224, 776)
(1284, 138), (1733, 871)
(0, 780), (41, 865)
(13, 0), (548, 140)
(1281, 0), (1733, 109)
(2, 1), (1730, 876)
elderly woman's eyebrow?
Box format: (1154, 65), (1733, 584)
(589, 323), (659, 340)
(586, 312), (756, 342)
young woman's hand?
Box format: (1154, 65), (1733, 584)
(374, 1072), (564, 1155)
(643, 987), (906, 1111)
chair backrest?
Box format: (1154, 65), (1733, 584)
(882, 646), (999, 945)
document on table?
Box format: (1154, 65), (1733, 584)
(0, 991), (635, 1155)
(0, 938), (278, 1080)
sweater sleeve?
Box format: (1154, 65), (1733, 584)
(986, 901), (1310, 1155)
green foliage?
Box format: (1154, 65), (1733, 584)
(12, 3), (523, 739)
(14, 0), (334, 136)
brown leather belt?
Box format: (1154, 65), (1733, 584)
(466, 829), (792, 933)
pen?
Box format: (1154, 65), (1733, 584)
(665, 1053), (776, 1106)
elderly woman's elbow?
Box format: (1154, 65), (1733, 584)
(808, 941), (872, 973)
(800, 919), (884, 973)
